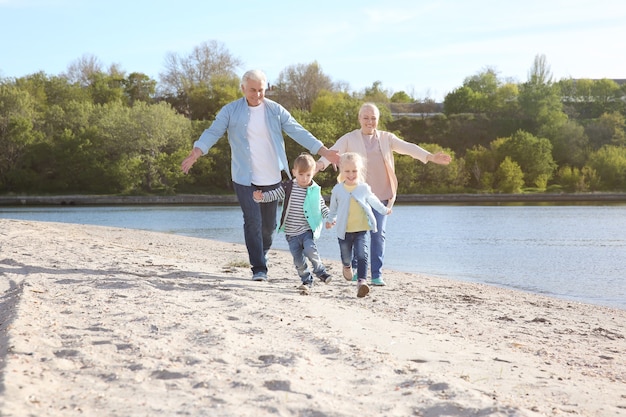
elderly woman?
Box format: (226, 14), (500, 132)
(317, 102), (451, 286)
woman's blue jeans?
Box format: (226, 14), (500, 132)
(369, 203), (388, 279)
(340, 231), (368, 280)
(233, 181), (279, 275)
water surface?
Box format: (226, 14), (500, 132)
(2, 204), (624, 310)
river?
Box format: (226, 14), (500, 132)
(1, 204), (625, 310)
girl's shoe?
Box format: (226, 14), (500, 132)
(342, 266), (353, 281)
(356, 279), (370, 298)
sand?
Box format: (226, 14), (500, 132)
(1, 218), (624, 417)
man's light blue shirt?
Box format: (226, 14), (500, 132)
(193, 97), (324, 186)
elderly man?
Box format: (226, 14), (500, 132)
(182, 69), (339, 282)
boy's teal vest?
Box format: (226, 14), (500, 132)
(278, 180), (324, 239)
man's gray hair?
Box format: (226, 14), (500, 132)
(242, 69), (267, 87)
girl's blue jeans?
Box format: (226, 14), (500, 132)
(339, 231), (368, 279)
(351, 200), (388, 279)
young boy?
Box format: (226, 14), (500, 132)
(253, 153), (332, 292)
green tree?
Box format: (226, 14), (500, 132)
(390, 91), (412, 103)
(587, 145), (626, 190)
(86, 71), (126, 105)
(362, 81), (390, 103)
(494, 157), (524, 193)
(517, 54), (567, 135)
(495, 130), (556, 189)
(0, 83), (43, 191)
(585, 111), (626, 149)
(443, 86), (476, 115)
(124, 72), (157, 105)
(464, 144), (498, 190)
(544, 119), (588, 167)
(128, 102), (192, 192)
(556, 165), (599, 192)
(443, 68), (520, 117)
(394, 145), (465, 194)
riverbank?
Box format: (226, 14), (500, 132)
(2, 192), (626, 206)
(1, 219), (624, 416)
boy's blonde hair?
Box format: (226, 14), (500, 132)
(293, 153), (316, 173)
(337, 152), (366, 184)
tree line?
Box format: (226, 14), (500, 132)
(1, 41), (626, 196)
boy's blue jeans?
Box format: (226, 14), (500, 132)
(286, 230), (326, 283)
(233, 181), (279, 275)
(340, 231), (368, 280)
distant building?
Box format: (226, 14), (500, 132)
(387, 102), (443, 119)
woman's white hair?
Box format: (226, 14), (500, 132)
(359, 102), (380, 118)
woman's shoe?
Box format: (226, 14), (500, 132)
(371, 277), (386, 286)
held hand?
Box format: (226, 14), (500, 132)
(386, 208), (392, 215)
(319, 147), (340, 166)
(252, 190), (263, 202)
(315, 160), (325, 174)
(325, 221), (335, 229)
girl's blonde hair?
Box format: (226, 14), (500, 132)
(337, 152), (366, 184)
(293, 153), (316, 173)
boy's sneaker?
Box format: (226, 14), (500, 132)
(298, 280), (313, 294)
(352, 272), (358, 282)
(356, 279), (370, 298)
(342, 266), (353, 281)
(318, 273), (332, 284)
(371, 277), (386, 286)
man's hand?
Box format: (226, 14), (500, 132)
(181, 147), (202, 174)
(318, 147), (340, 166)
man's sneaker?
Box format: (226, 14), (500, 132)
(318, 273), (332, 284)
(252, 271), (268, 282)
(356, 279), (370, 298)
(371, 277), (386, 286)
(342, 266), (353, 281)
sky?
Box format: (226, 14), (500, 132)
(1, 0), (626, 102)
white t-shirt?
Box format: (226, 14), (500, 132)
(248, 102), (281, 185)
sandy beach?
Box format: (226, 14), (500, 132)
(1, 219), (624, 417)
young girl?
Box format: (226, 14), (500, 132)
(326, 152), (391, 298)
